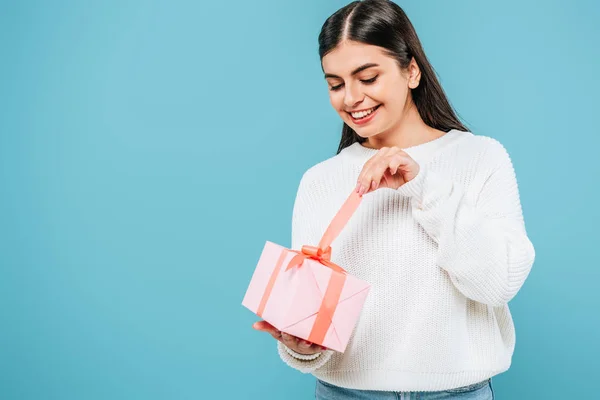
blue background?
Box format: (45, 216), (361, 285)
(1, 0), (598, 398)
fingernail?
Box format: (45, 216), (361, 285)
(355, 183), (360, 193)
(371, 181), (377, 190)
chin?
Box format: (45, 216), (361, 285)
(351, 124), (379, 138)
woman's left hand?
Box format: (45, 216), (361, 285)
(355, 146), (420, 195)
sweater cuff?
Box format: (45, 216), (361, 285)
(283, 345), (322, 360)
(396, 163), (427, 201)
(277, 341), (334, 374)
(395, 163), (456, 243)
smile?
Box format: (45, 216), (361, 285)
(348, 104), (381, 124)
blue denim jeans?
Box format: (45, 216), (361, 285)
(315, 378), (494, 399)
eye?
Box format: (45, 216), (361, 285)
(360, 75), (378, 84)
(328, 75), (378, 92)
(329, 83), (344, 92)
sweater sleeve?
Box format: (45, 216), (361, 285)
(396, 140), (536, 306)
(277, 341), (334, 373)
(274, 171), (334, 373)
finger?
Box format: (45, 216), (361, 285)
(290, 338), (323, 355)
(388, 154), (410, 176)
(388, 153), (403, 175)
(374, 154), (413, 190)
(358, 147), (401, 195)
(356, 147), (388, 194)
(360, 157), (390, 195)
(281, 332), (298, 349)
(297, 339), (314, 350)
(299, 340), (326, 354)
(253, 321), (286, 344)
(270, 330), (283, 341)
(357, 171), (376, 195)
(253, 320), (280, 336)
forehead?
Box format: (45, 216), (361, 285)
(322, 40), (393, 75)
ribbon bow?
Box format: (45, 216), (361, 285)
(285, 245), (346, 274)
(284, 191), (363, 275)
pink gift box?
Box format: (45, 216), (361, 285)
(242, 190), (371, 353)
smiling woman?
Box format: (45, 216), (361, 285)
(252, 1), (535, 399)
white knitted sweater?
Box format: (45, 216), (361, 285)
(276, 129), (535, 392)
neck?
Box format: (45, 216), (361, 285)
(362, 101), (445, 150)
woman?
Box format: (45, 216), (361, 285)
(253, 0), (535, 398)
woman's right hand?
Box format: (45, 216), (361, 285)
(253, 320), (328, 355)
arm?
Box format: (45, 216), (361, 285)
(397, 140), (536, 306)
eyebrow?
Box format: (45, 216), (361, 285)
(324, 63), (379, 79)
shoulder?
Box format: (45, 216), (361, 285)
(455, 131), (513, 169)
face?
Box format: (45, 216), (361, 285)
(321, 40), (420, 140)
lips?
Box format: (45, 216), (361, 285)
(348, 104), (381, 125)
(347, 104), (380, 119)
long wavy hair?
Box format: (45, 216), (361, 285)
(318, 0), (469, 155)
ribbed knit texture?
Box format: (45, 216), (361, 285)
(276, 129), (535, 392)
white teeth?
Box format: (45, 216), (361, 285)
(351, 106), (377, 119)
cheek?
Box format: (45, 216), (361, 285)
(329, 92), (345, 112)
(367, 85), (386, 102)
(377, 83), (407, 111)
(370, 83), (394, 104)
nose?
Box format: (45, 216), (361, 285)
(343, 82), (363, 109)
